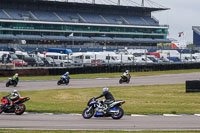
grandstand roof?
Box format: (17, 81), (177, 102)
(0, 0), (169, 13)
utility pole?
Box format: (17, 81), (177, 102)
(118, 0), (120, 5)
(142, 0), (144, 7)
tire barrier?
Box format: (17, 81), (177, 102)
(186, 80), (200, 93)
(1, 62), (200, 76)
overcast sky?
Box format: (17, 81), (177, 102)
(151, 0), (200, 44)
(56, 0), (200, 43)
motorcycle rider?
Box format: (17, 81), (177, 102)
(5, 90), (21, 108)
(62, 72), (69, 83)
(12, 73), (19, 83)
(122, 70), (130, 80)
(94, 88), (115, 112)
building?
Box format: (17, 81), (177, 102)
(193, 26), (200, 46)
(0, 0), (170, 51)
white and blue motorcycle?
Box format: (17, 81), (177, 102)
(82, 97), (125, 119)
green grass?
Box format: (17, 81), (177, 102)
(1, 84), (200, 115)
(0, 130), (200, 133)
(0, 69), (200, 81)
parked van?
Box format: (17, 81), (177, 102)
(45, 52), (71, 67)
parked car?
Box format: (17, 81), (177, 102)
(16, 53), (36, 66)
(41, 57), (55, 67)
(91, 59), (105, 66)
(12, 59), (28, 67)
(34, 56), (44, 66)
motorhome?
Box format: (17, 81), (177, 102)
(71, 52), (93, 65)
(95, 52), (121, 64)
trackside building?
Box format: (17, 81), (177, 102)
(0, 0), (170, 49)
(193, 26), (200, 46)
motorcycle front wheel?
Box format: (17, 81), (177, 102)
(6, 82), (9, 87)
(57, 80), (62, 85)
(0, 104), (3, 114)
(82, 107), (94, 119)
(111, 107), (124, 119)
(119, 79), (123, 84)
(15, 104), (26, 115)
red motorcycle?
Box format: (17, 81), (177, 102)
(0, 96), (30, 115)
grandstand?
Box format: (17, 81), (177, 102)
(193, 26), (200, 46)
(0, 0), (170, 51)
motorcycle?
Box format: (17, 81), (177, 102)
(57, 76), (70, 85)
(6, 78), (18, 87)
(0, 96), (30, 115)
(82, 97), (125, 119)
(119, 75), (131, 84)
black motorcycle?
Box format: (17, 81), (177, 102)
(82, 97), (125, 119)
(119, 75), (131, 84)
(57, 76), (70, 85)
(6, 78), (18, 87)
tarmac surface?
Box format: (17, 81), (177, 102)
(1, 72), (200, 131)
(0, 72), (200, 92)
(1, 114), (200, 130)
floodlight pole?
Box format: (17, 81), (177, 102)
(92, 0), (95, 4)
(142, 0), (144, 7)
(118, 0), (120, 5)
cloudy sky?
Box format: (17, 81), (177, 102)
(152, 0), (200, 43)
(54, 0), (200, 43)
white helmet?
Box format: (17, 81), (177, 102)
(102, 88), (109, 93)
(126, 70), (129, 73)
(12, 90), (18, 94)
(66, 72), (69, 74)
(15, 73), (18, 76)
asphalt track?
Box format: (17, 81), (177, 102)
(1, 72), (200, 131)
(0, 72), (200, 92)
(1, 114), (200, 130)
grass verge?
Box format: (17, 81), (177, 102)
(0, 69), (200, 81)
(0, 84), (200, 114)
(0, 130), (200, 133)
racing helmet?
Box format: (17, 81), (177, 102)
(126, 70), (129, 73)
(15, 73), (18, 76)
(12, 90), (18, 95)
(102, 88), (109, 93)
(66, 72), (69, 74)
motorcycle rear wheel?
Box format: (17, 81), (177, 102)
(65, 80), (69, 85)
(15, 104), (26, 115)
(127, 79), (130, 83)
(82, 107), (94, 119)
(13, 82), (17, 87)
(111, 107), (124, 119)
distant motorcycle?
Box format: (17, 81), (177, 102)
(82, 97), (125, 119)
(57, 76), (70, 85)
(6, 78), (18, 87)
(0, 96), (30, 115)
(119, 75), (131, 84)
